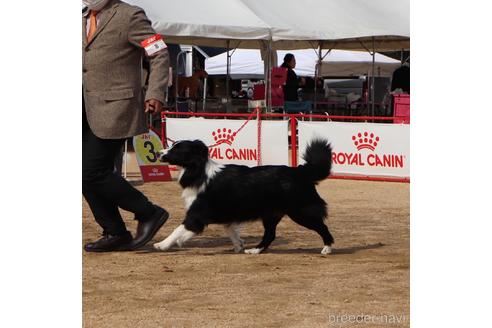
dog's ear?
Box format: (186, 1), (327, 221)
(192, 140), (209, 160)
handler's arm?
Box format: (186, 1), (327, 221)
(128, 8), (170, 106)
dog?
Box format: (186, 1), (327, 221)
(176, 69), (208, 100)
(154, 138), (335, 255)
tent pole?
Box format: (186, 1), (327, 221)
(268, 38), (273, 112)
(226, 40), (230, 113)
(263, 41), (268, 105)
(371, 37), (375, 119)
(175, 50), (187, 111)
(268, 38), (272, 113)
(314, 41), (323, 112)
(202, 77), (207, 112)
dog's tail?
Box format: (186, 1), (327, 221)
(299, 138), (333, 183)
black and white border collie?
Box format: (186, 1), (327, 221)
(154, 139), (335, 255)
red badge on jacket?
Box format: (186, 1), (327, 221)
(140, 34), (167, 56)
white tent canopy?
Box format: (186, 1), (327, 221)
(320, 50), (401, 76)
(124, 0), (408, 112)
(125, 0), (271, 48)
(241, 0), (409, 51)
(205, 49), (401, 78)
(205, 49), (265, 79)
(125, 0), (409, 51)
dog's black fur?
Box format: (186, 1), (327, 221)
(159, 138), (334, 253)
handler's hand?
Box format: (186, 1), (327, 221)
(145, 99), (163, 114)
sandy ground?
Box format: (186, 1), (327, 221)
(83, 166), (409, 328)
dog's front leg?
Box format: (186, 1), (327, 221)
(154, 224), (196, 251)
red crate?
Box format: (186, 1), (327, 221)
(394, 116), (410, 124)
(393, 94), (410, 124)
(395, 103), (410, 116)
(394, 94), (410, 104)
(252, 83), (265, 100)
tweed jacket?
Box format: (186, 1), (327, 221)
(82, 0), (169, 139)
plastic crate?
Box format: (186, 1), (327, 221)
(395, 103), (410, 116)
(394, 116), (410, 124)
(252, 83), (265, 100)
(394, 94), (410, 104)
(176, 100), (189, 112)
(248, 99), (266, 109)
(284, 101), (313, 113)
(393, 94), (410, 123)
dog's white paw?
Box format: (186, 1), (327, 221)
(321, 245), (332, 255)
(154, 241), (171, 251)
(244, 247), (264, 254)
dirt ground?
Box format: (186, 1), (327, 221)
(83, 176), (409, 328)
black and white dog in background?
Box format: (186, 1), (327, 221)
(154, 139), (335, 255)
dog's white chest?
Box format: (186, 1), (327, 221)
(179, 161), (223, 210)
(182, 187), (200, 210)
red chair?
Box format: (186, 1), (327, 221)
(270, 67), (288, 109)
(271, 67), (288, 85)
(251, 67), (288, 111)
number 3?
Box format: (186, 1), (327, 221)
(143, 141), (158, 163)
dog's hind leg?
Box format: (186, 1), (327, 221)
(288, 205), (334, 255)
(226, 223), (244, 253)
(245, 215), (282, 254)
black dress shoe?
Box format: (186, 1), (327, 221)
(84, 232), (133, 252)
(131, 206), (170, 250)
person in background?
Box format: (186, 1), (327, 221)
(281, 53), (305, 101)
(391, 62), (410, 94)
(82, 0), (170, 252)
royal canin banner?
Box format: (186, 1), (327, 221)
(298, 122), (410, 178)
(166, 118), (289, 166)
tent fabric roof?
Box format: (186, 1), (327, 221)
(241, 0), (409, 50)
(319, 50), (401, 76)
(125, 0), (271, 48)
(205, 48), (401, 78)
(125, 0), (409, 51)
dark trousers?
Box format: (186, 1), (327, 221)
(82, 104), (155, 236)
(113, 144), (124, 176)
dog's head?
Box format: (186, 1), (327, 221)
(160, 140), (209, 168)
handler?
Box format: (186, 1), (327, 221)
(82, 0), (170, 252)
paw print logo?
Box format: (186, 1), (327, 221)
(212, 128), (236, 146)
(352, 132), (379, 151)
